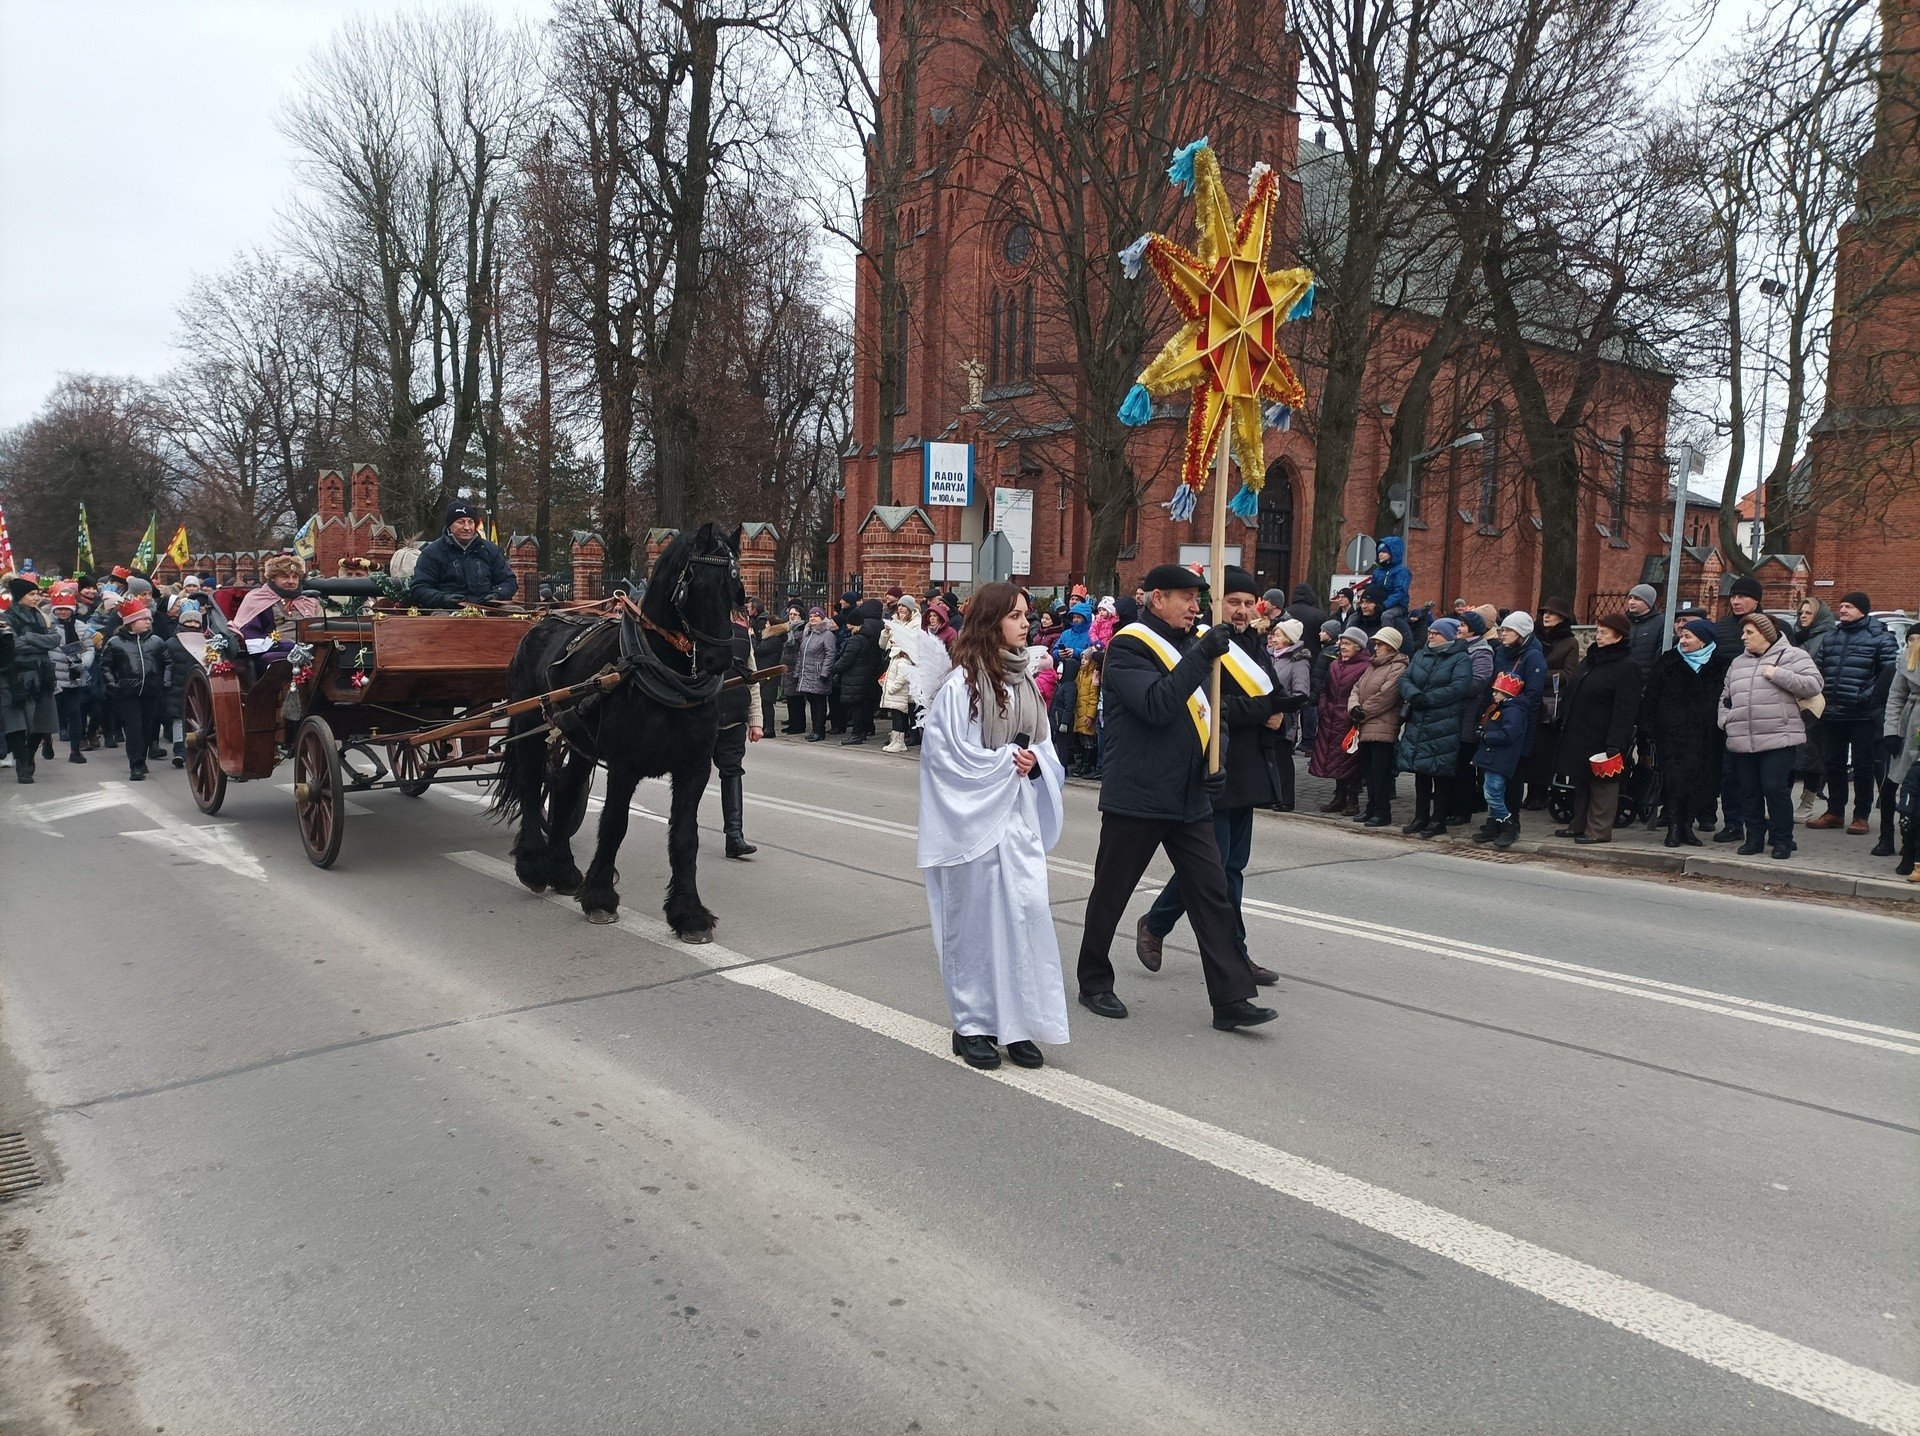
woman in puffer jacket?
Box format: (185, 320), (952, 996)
(1884, 631), (1920, 879)
(1718, 613), (1823, 860)
(879, 595), (920, 753)
(1394, 618), (1473, 837)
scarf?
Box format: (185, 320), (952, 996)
(1680, 640), (1715, 673)
(975, 647), (1046, 750)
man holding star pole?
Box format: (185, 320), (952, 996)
(1074, 136), (1312, 1033)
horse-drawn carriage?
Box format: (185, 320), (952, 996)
(179, 523), (753, 943)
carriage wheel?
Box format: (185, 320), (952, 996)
(389, 739), (446, 798)
(182, 668), (226, 815)
(293, 715), (346, 869)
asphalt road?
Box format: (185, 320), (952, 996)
(1, 735), (1916, 1435)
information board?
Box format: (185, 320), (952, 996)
(924, 442), (974, 507)
(991, 487), (1034, 575)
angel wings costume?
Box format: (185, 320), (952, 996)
(902, 627), (1071, 1046)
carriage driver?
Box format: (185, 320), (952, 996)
(410, 501), (517, 609)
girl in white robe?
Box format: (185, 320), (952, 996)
(912, 583), (1070, 1069)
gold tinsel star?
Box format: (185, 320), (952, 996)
(1120, 139), (1314, 519)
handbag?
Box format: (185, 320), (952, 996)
(1796, 691), (1825, 719)
(1541, 672), (1564, 726)
(1342, 725), (1361, 755)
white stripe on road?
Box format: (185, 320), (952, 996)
(447, 847), (1920, 1436)
(733, 792), (1920, 1056)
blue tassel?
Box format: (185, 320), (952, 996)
(1286, 282), (1316, 321)
(1167, 137), (1209, 195)
(1118, 383), (1155, 426)
(1227, 483), (1261, 520)
(1118, 233), (1152, 280)
(1262, 402), (1292, 431)
(1167, 483), (1197, 522)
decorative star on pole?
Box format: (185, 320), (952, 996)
(1117, 138), (1315, 521)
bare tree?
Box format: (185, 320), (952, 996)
(0, 376), (176, 563)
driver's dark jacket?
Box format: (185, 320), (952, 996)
(1097, 612), (1219, 824)
(410, 533), (516, 608)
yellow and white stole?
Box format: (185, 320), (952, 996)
(1116, 621), (1245, 747)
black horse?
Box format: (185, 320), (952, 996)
(491, 523), (744, 939)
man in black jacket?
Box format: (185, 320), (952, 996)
(714, 612), (764, 858)
(1074, 565), (1277, 1033)
(410, 502), (516, 609)
(1138, 568), (1306, 988)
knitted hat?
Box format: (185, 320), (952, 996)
(1728, 575), (1764, 602)
(1499, 611), (1535, 641)
(1474, 603), (1500, 631)
(444, 500), (479, 527)
(125, 576), (153, 598)
(1361, 582), (1388, 606)
(892, 593), (918, 615)
(1741, 612), (1779, 645)
(1628, 583), (1659, 608)
(1430, 617), (1462, 641)
(117, 600), (152, 626)
(1141, 563), (1206, 592)
(1459, 609), (1488, 637)
(5, 576), (36, 602)
(1222, 565), (1259, 597)
(1595, 612), (1631, 640)
(1339, 626), (1370, 648)
(1682, 617), (1718, 646)
(1840, 590), (1872, 614)
(807, 605), (826, 618)
(1320, 618), (1343, 641)
(1262, 588), (1287, 612)
(1272, 617), (1304, 645)
(178, 600), (205, 628)
(1371, 627), (1404, 652)
(1096, 595), (1117, 616)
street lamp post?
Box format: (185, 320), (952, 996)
(1396, 429), (1486, 553)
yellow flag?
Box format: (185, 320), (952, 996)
(165, 524), (192, 568)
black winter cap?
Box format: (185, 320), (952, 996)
(1139, 563), (1206, 592)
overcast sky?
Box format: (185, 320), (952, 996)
(3, 0), (1761, 472)
(0, 0), (545, 431)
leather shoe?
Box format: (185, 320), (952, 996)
(952, 1031), (1000, 1068)
(1713, 825), (1746, 842)
(840, 734), (866, 746)
(1847, 818), (1870, 836)
(1738, 837), (1766, 856)
(1079, 990), (1128, 1019)
(1212, 999), (1278, 1032)
(1135, 916), (1163, 973)
(1363, 814), (1390, 827)
(805, 733), (824, 742)
(1805, 812), (1841, 830)
(1679, 827), (1703, 847)
(1552, 827), (1578, 839)
(1573, 833), (1608, 845)
(1004, 1040), (1043, 1069)
(1770, 844), (1792, 860)
(1401, 817), (1429, 835)
(1247, 962), (1278, 986)
(725, 835), (757, 859)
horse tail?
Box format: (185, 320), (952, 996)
(487, 709), (538, 825)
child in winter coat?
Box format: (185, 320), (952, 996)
(100, 601), (171, 779)
(162, 600), (206, 766)
(1088, 597), (1118, 649)
(1071, 648), (1102, 776)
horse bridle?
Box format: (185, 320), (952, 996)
(667, 550), (740, 650)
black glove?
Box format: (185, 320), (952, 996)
(1273, 692), (1310, 713)
(1202, 766), (1227, 800)
(1882, 733), (1905, 760)
(1194, 624), (1235, 660)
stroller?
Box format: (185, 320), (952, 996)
(1547, 752), (1653, 829)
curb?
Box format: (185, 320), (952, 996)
(1257, 806), (1920, 907)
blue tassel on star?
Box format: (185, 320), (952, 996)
(1262, 403), (1292, 431)
(1167, 483), (1197, 522)
(1287, 283), (1316, 321)
(1118, 383), (1155, 426)
(1227, 483), (1261, 520)
(1167, 137), (1209, 195)
(1118, 233), (1152, 280)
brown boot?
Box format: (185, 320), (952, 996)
(1806, 812), (1842, 830)
(1135, 916), (1163, 973)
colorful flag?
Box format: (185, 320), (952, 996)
(131, 514), (158, 573)
(165, 524), (192, 569)
(0, 501), (14, 573)
(487, 518), (499, 545)
(292, 516), (316, 564)
(76, 502), (95, 575)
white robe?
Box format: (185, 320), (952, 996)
(917, 672), (1071, 1045)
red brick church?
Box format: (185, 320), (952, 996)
(832, 0), (1675, 614)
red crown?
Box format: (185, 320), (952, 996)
(1491, 672), (1524, 698)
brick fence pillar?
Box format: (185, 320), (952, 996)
(856, 506), (935, 600)
(508, 535), (542, 602)
(736, 522), (780, 607)
(571, 533), (605, 600)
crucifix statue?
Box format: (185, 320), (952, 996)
(962, 357), (987, 411)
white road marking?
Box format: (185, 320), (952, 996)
(446, 847), (1920, 1436)
(122, 824), (267, 882)
(7, 779), (271, 881)
(21, 789), (126, 823)
(736, 792), (1920, 1055)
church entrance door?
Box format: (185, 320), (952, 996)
(1254, 460), (1294, 594)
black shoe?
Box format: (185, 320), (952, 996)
(839, 735), (865, 746)
(1247, 962), (1279, 986)
(1737, 837), (1765, 856)
(1664, 828), (1682, 849)
(1574, 833), (1608, 845)
(1363, 814), (1391, 828)
(1417, 820), (1448, 839)
(952, 1032), (1000, 1069)
(1679, 826), (1703, 847)
(725, 834), (757, 859)
(1212, 999), (1278, 1032)
(1491, 815), (1520, 850)
(1871, 839), (1895, 857)
(1079, 990), (1128, 1019)
(1401, 817), (1430, 835)
(1135, 916), (1163, 973)
(1770, 844), (1792, 861)
(1004, 1040), (1043, 1069)
(1469, 816), (1502, 844)
(68, 750), (87, 764)
(1552, 827), (1578, 839)
(129, 768), (147, 781)
(805, 733), (825, 742)
(106, 739), (120, 749)
(1713, 826), (1744, 843)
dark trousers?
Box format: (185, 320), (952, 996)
(1733, 746), (1796, 847)
(1077, 813), (1257, 1009)
(784, 693), (807, 732)
(56, 689), (91, 749)
(1413, 771), (1454, 824)
(890, 707), (913, 736)
(1820, 718), (1877, 820)
(1661, 769), (1716, 830)
(1719, 749), (1745, 832)
(113, 692), (164, 774)
(805, 693), (828, 737)
(1451, 746), (1482, 818)
(1273, 737), (1296, 809)
(1144, 805), (1254, 964)
(1571, 769), (1620, 841)
(1360, 739), (1396, 818)
(846, 694), (877, 739)
(712, 720), (747, 779)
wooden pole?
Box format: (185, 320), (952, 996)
(1207, 428), (1232, 774)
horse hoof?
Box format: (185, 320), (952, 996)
(553, 881), (583, 897)
(522, 883), (548, 895)
(586, 909), (618, 926)
(680, 929), (714, 945)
